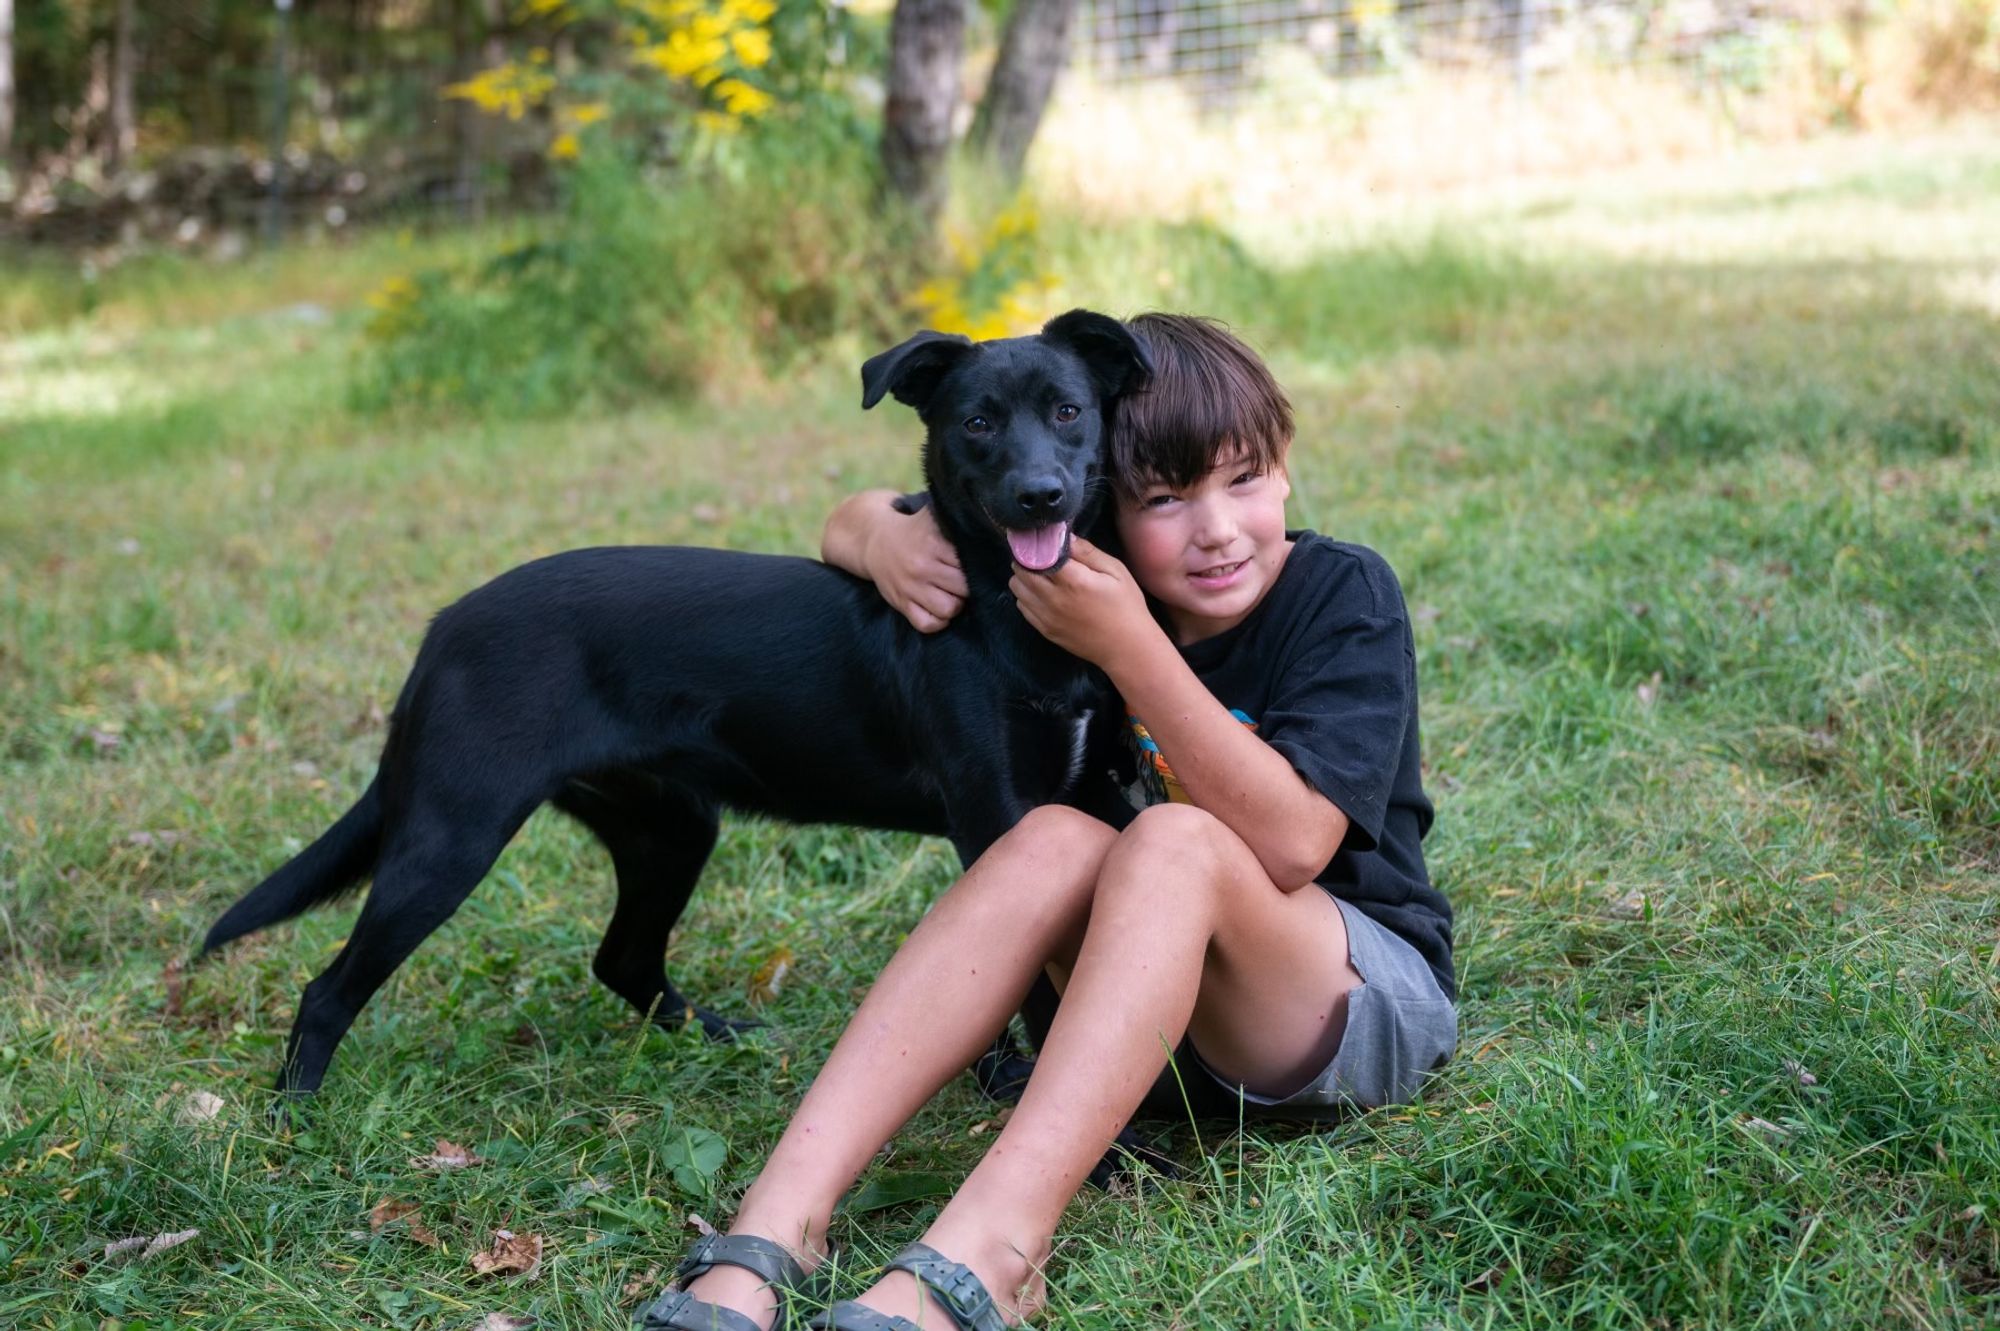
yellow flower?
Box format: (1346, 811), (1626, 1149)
(695, 109), (742, 135)
(730, 27), (773, 69)
(549, 131), (582, 160)
(442, 61), (556, 120)
(712, 77), (774, 117)
(566, 100), (611, 126)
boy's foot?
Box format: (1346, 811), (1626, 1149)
(653, 1229), (825, 1331)
(829, 1230), (1043, 1329)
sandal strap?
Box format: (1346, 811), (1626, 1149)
(675, 1232), (810, 1291)
(883, 1243), (1009, 1331)
(635, 1233), (812, 1331)
(807, 1301), (925, 1331)
(637, 1287), (765, 1331)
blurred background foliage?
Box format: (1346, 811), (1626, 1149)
(2, 0), (1999, 413)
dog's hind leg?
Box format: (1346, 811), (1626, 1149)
(555, 780), (753, 1041)
(276, 802), (529, 1098)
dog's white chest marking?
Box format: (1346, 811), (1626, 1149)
(1059, 709), (1092, 796)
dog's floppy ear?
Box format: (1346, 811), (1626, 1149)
(861, 330), (976, 411)
(1040, 309), (1153, 401)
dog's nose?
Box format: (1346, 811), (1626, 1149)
(1017, 480), (1066, 517)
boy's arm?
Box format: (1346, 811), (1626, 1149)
(1011, 541), (1347, 891)
(1107, 638), (1348, 890)
(821, 490), (968, 633)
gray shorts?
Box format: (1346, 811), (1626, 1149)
(1140, 896), (1457, 1122)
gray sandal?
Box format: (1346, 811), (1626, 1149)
(637, 1232), (820, 1331)
(808, 1242), (1010, 1331)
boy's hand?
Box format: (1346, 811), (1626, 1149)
(822, 491), (967, 633)
(863, 502), (967, 634)
(1009, 538), (1160, 671)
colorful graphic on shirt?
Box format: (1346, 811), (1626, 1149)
(1125, 709), (1257, 807)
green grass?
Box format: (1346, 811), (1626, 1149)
(3, 131), (1999, 1329)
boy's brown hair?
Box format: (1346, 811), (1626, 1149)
(1111, 313), (1293, 498)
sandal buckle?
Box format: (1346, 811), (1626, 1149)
(932, 1268), (995, 1328)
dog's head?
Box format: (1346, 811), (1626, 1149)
(861, 310), (1152, 574)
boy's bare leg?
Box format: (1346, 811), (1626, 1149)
(677, 806), (1121, 1327)
(854, 802), (1363, 1324)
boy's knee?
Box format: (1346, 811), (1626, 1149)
(1120, 803), (1233, 864)
(1098, 804), (1237, 908)
(1011, 805), (1119, 860)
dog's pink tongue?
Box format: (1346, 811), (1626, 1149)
(1007, 523), (1069, 571)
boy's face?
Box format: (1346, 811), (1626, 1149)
(1113, 445), (1293, 646)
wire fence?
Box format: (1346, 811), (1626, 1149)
(1076, 0), (1811, 103)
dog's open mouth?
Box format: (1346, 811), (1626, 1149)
(1006, 522), (1072, 573)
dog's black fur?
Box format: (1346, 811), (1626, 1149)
(202, 310), (1151, 1099)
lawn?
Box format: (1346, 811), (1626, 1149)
(2, 126), (1998, 1329)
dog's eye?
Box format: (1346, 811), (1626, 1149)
(964, 416), (992, 435)
(1054, 404), (1081, 423)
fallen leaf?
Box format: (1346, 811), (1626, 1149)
(1635, 671), (1662, 708)
(467, 1316), (537, 1331)
(686, 1213), (717, 1237)
(370, 1196), (441, 1248)
(175, 1090), (224, 1125)
(162, 958), (186, 1018)
(1740, 1115), (1791, 1142)
(749, 946), (795, 1005)
(607, 1110), (645, 1134)
(969, 1106), (1015, 1136)
(469, 1229), (544, 1280)
(1465, 1263), (1506, 1293)
(621, 1264), (664, 1306)
(1782, 1058), (1818, 1087)
(104, 1229), (199, 1263)
(1607, 890), (1648, 920)
(411, 1138), (485, 1170)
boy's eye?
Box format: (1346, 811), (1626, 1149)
(1054, 404), (1081, 423)
(964, 416), (992, 435)
(1232, 471), (1259, 485)
(1141, 492), (1177, 509)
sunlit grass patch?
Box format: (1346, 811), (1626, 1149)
(3, 130), (1999, 1328)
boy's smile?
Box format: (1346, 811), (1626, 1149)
(1116, 448), (1294, 645)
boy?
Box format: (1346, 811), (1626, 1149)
(636, 315), (1455, 1331)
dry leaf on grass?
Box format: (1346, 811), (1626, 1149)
(162, 957), (186, 1019)
(686, 1212), (717, 1237)
(369, 1197), (441, 1249)
(469, 1229), (544, 1280)
(1635, 671), (1663, 708)
(969, 1106), (1015, 1136)
(620, 1264), (664, 1307)
(104, 1229), (199, 1263)
(466, 1316), (537, 1330)
(749, 946), (795, 1005)
(176, 1090), (224, 1125)
(411, 1137), (485, 1170)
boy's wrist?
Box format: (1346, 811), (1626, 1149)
(1100, 619), (1180, 695)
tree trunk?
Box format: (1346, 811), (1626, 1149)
(109, 0), (136, 173)
(0, 0), (14, 163)
(970, 0), (1076, 185)
(881, 0), (965, 227)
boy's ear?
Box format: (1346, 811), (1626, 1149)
(1040, 309), (1153, 401)
(861, 330), (975, 411)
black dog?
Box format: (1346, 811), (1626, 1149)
(201, 309), (1151, 1099)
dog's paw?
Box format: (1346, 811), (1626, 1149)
(1085, 1126), (1181, 1194)
(676, 999), (760, 1039)
(972, 1045), (1037, 1103)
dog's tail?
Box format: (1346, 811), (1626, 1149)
(202, 777), (384, 954)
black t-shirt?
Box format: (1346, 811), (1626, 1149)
(1116, 531), (1455, 1002)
